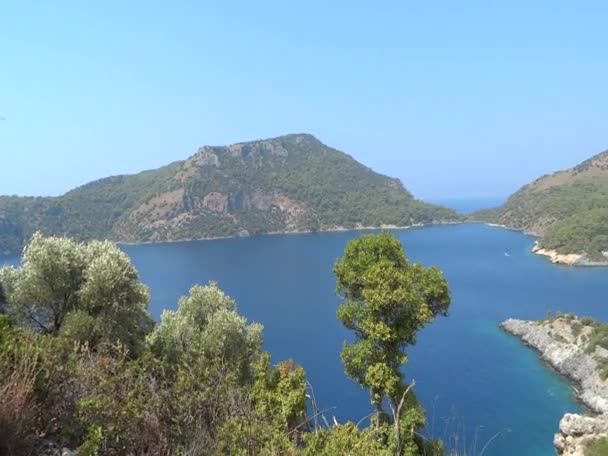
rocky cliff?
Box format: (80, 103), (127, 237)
(502, 317), (608, 455)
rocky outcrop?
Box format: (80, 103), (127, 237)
(531, 242), (608, 267)
(555, 414), (608, 456)
(531, 243), (585, 266)
(36, 440), (77, 456)
(501, 317), (608, 455)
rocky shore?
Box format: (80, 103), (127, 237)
(501, 317), (608, 455)
(531, 242), (608, 267)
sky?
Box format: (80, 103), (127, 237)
(1, 1), (608, 200)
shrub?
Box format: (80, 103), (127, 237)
(587, 436), (608, 456)
(585, 324), (608, 354)
(571, 321), (583, 338)
(0, 318), (39, 455)
(581, 317), (599, 327)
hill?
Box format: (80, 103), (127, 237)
(0, 134), (458, 254)
(475, 149), (608, 263)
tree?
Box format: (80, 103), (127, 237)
(0, 232), (153, 355)
(147, 282), (263, 380)
(334, 232), (450, 455)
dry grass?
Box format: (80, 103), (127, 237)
(0, 351), (40, 455)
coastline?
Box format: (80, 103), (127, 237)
(479, 220), (608, 267)
(531, 241), (608, 267)
(501, 318), (608, 413)
(501, 317), (608, 454)
(114, 221), (456, 248)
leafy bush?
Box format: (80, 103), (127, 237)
(585, 324), (608, 354)
(581, 316), (599, 327)
(586, 436), (608, 456)
(570, 321), (583, 338)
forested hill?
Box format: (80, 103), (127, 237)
(475, 149), (608, 260)
(0, 134), (458, 254)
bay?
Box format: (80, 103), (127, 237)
(5, 223), (607, 455)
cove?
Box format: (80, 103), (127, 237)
(5, 223), (608, 455)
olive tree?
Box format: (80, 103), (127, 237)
(147, 282), (263, 380)
(0, 232), (153, 355)
(334, 232), (450, 455)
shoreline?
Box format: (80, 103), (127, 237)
(478, 220), (608, 267)
(531, 242), (608, 267)
(3, 221), (606, 270)
(501, 317), (608, 454)
(114, 221), (459, 247)
(500, 318), (608, 413)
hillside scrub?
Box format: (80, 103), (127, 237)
(0, 233), (448, 455)
(475, 151), (608, 260)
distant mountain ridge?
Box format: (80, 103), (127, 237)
(0, 134), (458, 254)
(476, 148), (608, 263)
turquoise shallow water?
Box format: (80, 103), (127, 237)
(4, 223), (606, 455)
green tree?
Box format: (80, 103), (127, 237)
(333, 232), (450, 455)
(0, 232), (152, 355)
(147, 282), (263, 379)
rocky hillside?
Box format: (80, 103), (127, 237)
(476, 150), (608, 263)
(0, 134), (458, 254)
(502, 316), (608, 455)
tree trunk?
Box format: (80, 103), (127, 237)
(391, 380), (415, 456)
(372, 392), (383, 435)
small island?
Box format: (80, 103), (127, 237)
(502, 315), (608, 455)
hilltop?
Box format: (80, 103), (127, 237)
(475, 150), (608, 264)
(0, 134), (457, 254)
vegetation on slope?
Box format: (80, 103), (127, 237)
(475, 150), (608, 260)
(0, 232), (449, 455)
(0, 134), (458, 255)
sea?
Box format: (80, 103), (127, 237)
(3, 198), (606, 455)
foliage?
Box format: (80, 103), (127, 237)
(147, 283), (263, 378)
(540, 209), (608, 260)
(252, 354), (307, 434)
(301, 423), (391, 456)
(570, 320), (583, 338)
(0, 134), (458, 254)
(474, 151), (608, 259)
(0, 232), (451, 455)
(586, 436), (608, 456)
(585, 323), (608, 354)
(1, 233), (153, 356)
(334, 232), (450, 454)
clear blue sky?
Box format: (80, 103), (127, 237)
(1, 1), (607, 199)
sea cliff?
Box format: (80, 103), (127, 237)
(501, 316), (608, 455)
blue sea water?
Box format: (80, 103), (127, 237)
(4, 223), (608, 455)
(428, 196), (506, 214)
